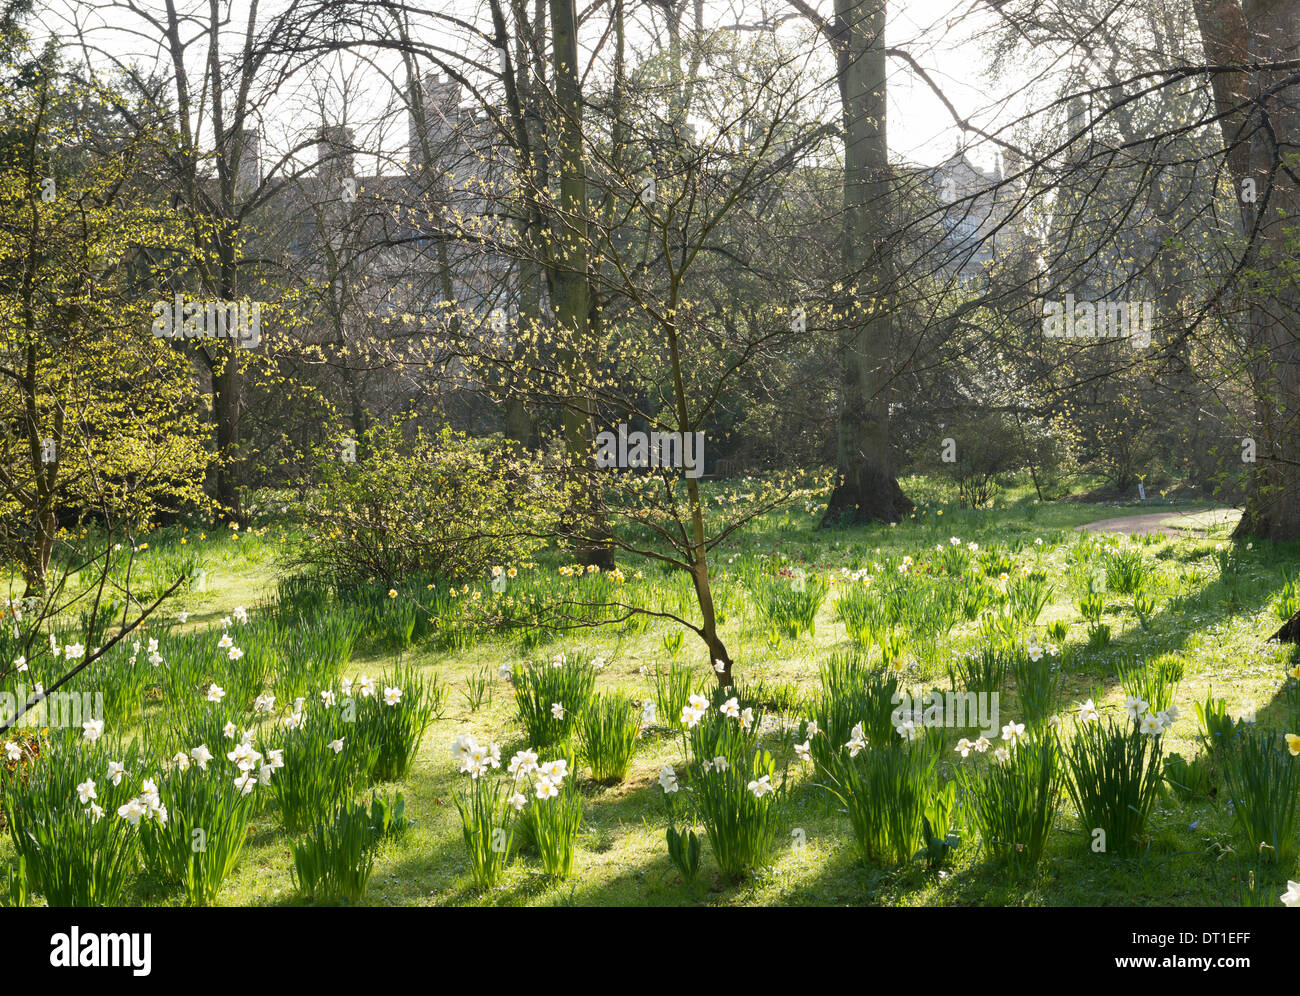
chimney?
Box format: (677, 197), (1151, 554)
(316, 125), (355, 177)
(235, 128), (261, 197)
(409, 71), (461, 168)
(1003, 148), (1023, 179)
(1067, 97), (1088, 135)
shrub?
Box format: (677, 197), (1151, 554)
(291, 419), (556, 586)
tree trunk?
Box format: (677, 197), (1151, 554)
(549, 0), (614, 568)
(1232, 0), (1300, 540)
(1272, 607), (1300, 643)
(822, 0), (912, 526)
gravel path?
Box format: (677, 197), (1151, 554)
(1075, 510), (1227, 538)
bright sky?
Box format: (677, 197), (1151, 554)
(35, 0), (1028, 173)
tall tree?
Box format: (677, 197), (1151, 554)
(789, 0), (912, 524)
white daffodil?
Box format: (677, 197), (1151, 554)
(658, 765), (679, 794)
(846, 722), (868, 757)
(538, 758), (567, 781)
(116, 798), (148, 826)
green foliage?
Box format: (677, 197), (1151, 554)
(1118, 657), (1183, 715)
(1194, 695), (1243, 753)
(349, 664), (444, 782)
(452, 776), (514, 890)
(1221, 729), (1300, 866)
(960, 735), (1061, 871)
(666, 824), (702, 883)
(292, 419), (555, 587)
(579, 691), (641, 783)
(512, 657), (596, 748)
(1104, 546), (1150, 595)
(1064, 720), (1163, 854)
(291, 801), (379, 903)
(1162, 752), (1215, 802)
(139, 761), (257, 905)
(949, 647), (1007, 697)
(746, 566), (827, 639)
(808, 653), (898, 768)
(367, 791), (411, 839)
(689, 735), (781, 879)
(521, 775), (583, 878)
(820, 739), (954, 868)
(2, 736), (143, 906)
(264, 706), (373, 834)
(651, 660), (699, 729)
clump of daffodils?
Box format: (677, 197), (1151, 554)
(451, 734), (502, 778)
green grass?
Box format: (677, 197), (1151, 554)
(3, 487), (1298, 906)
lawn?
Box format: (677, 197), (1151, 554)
(3, 487), (1299, 907)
